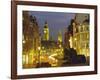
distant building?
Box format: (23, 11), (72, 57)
(58, 31), (62, 43)
(41, 22), (64, 65)
(43, 21), (49, 41)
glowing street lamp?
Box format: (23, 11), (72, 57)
(23, 40), (26, 44)
(74, 38), (77, 41)
(38, 47), (41, 50)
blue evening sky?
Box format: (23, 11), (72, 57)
(28, 11), (75, 41)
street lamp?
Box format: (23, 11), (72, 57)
(23, 40), (26, 44)
(74, 38), (77, 41)
(38, 47), (41, 50)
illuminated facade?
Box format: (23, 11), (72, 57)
(69, 16), (90, 57)
(73, 24), (89, 57)
(22, 12), (40, 68)
(43, 21), (49, 41)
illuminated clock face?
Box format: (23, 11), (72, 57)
(44, 30), (46, 33)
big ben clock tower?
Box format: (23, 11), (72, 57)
(43, 21), (49, 41)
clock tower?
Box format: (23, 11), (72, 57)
(43, 21), (49, 41)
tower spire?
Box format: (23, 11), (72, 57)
(58, 31), (62, 43)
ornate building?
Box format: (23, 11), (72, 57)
(22, 12), (40, 68)
(75, 13), (89, 24)
(69, 14), (89, 58)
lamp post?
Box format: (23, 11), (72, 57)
(38, 46), (41, 67)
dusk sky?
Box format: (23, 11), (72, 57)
(28, 11), (75, 41)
